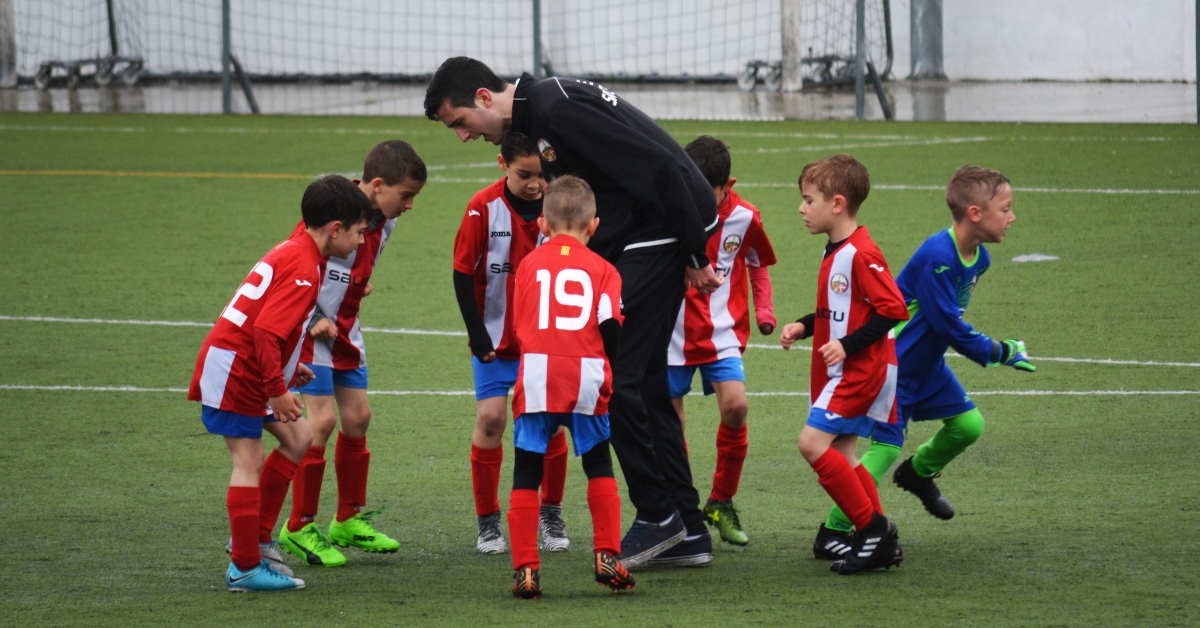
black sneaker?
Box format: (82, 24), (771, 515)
(645, 531), (713, 569)
(893, 457), (956, 520)
(618, 512), (686, 570)
(812, 523), (854, 560)
(830, 514), (902, 575)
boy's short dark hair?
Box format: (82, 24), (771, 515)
(799, 154), (871, 215)
(302, 174), (373, 229)
(500, 132), (540, 164)
(684, 135), (731, 188)
(946, 165), (1011, 221)
(543, 175), (596, 231)
(424, 56), (506, 121)
(363, 140), (427, 186)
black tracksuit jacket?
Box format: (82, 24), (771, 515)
(508, 74), (718, 265)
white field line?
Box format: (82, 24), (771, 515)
(2, 384), (1196, 398)
(738, 136), (993, 154)
(3, 315), (1197, 368)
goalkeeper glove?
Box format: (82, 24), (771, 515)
(997, 338), (1036, 372)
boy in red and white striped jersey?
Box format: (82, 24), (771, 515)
(507, 175), (633, 598)
(452, 132), (571, 555)
(279, 141), (426, 568)
(779, 154), (909, 575)
(667, 135), (777, 550)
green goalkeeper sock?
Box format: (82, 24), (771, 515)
(824, 440), (902, 532)
(912, 408), (986, 477)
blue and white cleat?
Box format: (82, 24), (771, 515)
(225, 560), (306, 592)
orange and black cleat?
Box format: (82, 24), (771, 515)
(512, 566), (541, 599)
(594, 551), (636, 592)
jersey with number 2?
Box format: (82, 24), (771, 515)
(511, 234), (623, 417)
(187, 232), (324, 416)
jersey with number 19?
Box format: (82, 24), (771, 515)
(809, 226), (908, 423)
(511, 234), (623, 417)
(188, 231), (325, 416)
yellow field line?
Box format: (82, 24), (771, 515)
(0, 169), (308, 180)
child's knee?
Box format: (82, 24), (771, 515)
(948, 409), (985, 445)
(718, 399), (748, 427)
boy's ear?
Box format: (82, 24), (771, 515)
(966, 204), (984, 222)
(586, 216), (600, 237)
(537, 215), (551, 236)
(496, 154), (507, 170)
(832, 193), (849, 214)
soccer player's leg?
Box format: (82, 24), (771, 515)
(539, 428), (570, 552)
(470, 356), (518, 554)
(510, 413), (554, 598)
(203, 407), (304, 591)
(703, 360), (750, 546)
(284, 366), (335, 555)
(894, 375), (978, 520)
(817, 429), (902, 559)
(266, 414), (346, 569)
(326, 371), (401, 553)
(571, 416), (634, 591)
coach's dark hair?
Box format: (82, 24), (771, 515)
(500, 131), (539, 164)
(363, 140), (427, 185)
(424, 56), (507, 120)
(684, 135), (731, 188)
(301, 174), (373, 229)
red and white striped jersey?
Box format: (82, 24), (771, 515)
(669, 186), (776, 365)
(511, 234), (624, 417)
(452, 178), (546, 359)
(809, 226), (908, 423)
(188, 231), (324, 416)
(293, 217), (397, 370)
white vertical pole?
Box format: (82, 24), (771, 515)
(855, 0), (866, 118)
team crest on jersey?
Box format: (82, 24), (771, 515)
(722, 234), (742, 254)
(537, 138), (557, 162)
(830, 273), (849, 294)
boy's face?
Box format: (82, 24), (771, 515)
(366, 178), (424, 219)
(435, 91), (507, 144)
(974, 184), (1015, 243)
(501, 153), (546, 201)
(329, 219), (369, 258)
(798, 181), (838, 235)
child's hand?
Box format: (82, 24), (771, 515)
(309, 317), (337, 340)
(269, 391), (305, 422)
(818, 339), (846, 365)
(780, 322), (806, 349)
(290, 363), (315, 389)
(363, 281), (373, 298)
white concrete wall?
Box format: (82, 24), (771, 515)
(891, 0), (1197, 81)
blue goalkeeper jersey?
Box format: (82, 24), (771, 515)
(894, 228), (995, 405)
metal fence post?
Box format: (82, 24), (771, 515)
(222, 0), (232, 114)
(855, 0), (866, 119)
(532, 0), (542, 78)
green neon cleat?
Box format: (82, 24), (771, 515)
(329, 510), (400, 553)
(279, 522), (347, 567)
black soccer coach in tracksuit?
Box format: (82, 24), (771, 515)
(425, 56), (722, 569)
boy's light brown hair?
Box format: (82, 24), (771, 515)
(945, 165), (1010, 221)
(543, 175), (596, 231)
(798, 154), (871, 214)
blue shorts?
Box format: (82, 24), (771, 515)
(201, 405), (275, 439)
(667, 356), (745, 398)
(514, 412), (610, 456)
(471, 356), (519, 400)
(805, 406), (877, 439)
(872, 369), (976, 446)
(294, 364), (368, 396)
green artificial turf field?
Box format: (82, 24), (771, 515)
(1, 112), (1198, 626)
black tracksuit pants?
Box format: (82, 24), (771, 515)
(609, 246), (704, 533)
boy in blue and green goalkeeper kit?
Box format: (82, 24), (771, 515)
(813, 165), (1036, 559)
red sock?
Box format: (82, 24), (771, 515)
(258, 449), (298, 543)
(335, 433), (369, 522)
(227, 486), (261, 571)
(587, 477), (621, 555)
(710, 423), (748, 502)
(507, 488), (540, 570)
(854, 462), (884, 516)
(471, 444), (503, 516)
(540, 430), (568, 506)
(810, 448), (873, 530)
(287, 445), (326, 532)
